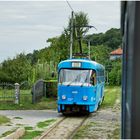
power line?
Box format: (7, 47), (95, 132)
(66, 0), (97, 30)
(66, 0), (97, 58)
(66, 0), (74, 12)
(66, 1), (97, 32)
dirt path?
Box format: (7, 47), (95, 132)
(73, 101), (121, 139)
(40, 116), (87, 139)
(39, 106), (120, 139)
(39, 98), (121, 139)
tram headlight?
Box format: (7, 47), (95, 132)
(83, 96), (88, 101)
(62, 95), (66, 100)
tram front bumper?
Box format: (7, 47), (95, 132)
(57, 103), (97, 113)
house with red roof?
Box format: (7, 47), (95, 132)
(110, 48), (123, 60)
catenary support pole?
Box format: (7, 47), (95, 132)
(70, 11), (74, 59)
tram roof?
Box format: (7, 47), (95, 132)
(58, 58), (105, 71)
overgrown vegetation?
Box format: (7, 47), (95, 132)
(0, 115), (10, 125)
(13, 117), (23, 119)
(85, 28), (122, 50)
(0, 85), (120, 110)
(37, 119), (56, 128)
(73, 122), (97, 139)
(108, 126), (120, 139)
(20, 119), (56, 139)
(101, 86), (121, 108)
(73, 86), (121, 139)
(21, 130), (43, 139)
(0, 97), (57, 110)
(24, 126), (34, 130)
(108, 60), (122, 86)
(0, 11), (122, 86)
(0, 129), (16, 138)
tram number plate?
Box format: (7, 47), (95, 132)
(72, 62), (81, 68)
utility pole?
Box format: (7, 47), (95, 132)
(70, 11), (74, 59)
(88, 40), (91, 59)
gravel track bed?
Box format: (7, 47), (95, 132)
(41, 116), (87, 139)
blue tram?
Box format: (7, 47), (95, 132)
(57, 58), (105, 113)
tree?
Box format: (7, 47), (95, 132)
(85, 28), (122, 50)
(68, 11), (89, 53)
(0, 69), (12, 82)
(0, 8), (122, 85)
(2, 53), (32, 83)
(103, 28), (122, 50)
(109, 60), (122, 85)
(83, 45), (111, 65)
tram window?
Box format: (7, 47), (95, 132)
(59, 69), (91, 86)
(90, 70), (96, 85)
(59, 70), (64, 83)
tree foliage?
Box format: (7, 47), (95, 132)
(1, 53), (32, 83)
(0, 11), (122, 86)
(68, 11), (89, 53)
(85, 28), (122, 50)
(108, 60), (122, 85)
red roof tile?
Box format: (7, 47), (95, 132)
(110, 48), (123, 55)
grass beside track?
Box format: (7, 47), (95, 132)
(20, 119), (57, 139)
(0, 97), (57, 110)
(0, 129), (16, 138)
(0, 115), (10, 125)
(101, 86), (121, 108)
(0, 86), (120, 139)
(0, 86), (120, 110)
(0, 89), (57, 110)
(37, 119), (56, 128)
(20, 130), (43, 139)
(73, 86), (121, 139)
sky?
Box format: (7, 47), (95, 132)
(0, 1), (120, 62)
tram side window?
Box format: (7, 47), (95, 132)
(90, 70), (96, 85)
(100, 71), (102, 82)
(102, 70), (105, 82)
(98, 70), (104, 83)
(98, 71), (101, 83)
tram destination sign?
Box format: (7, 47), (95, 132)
(72, 62), (81, 68)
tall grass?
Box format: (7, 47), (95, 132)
(0, 115), (10, 125)
(101, 86), (121, 108)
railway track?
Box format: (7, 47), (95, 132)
(39, 115), (88, 139)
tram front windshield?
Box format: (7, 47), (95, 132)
(59, 69), (94, 86)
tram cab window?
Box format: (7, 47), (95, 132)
(59, 69), (91, 86)
(59, 69), (64, 84)
(90, 70), (96, 85)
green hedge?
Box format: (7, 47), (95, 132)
(45, 81), (57, 97)
(108, 60), (122, 86)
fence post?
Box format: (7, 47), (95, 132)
(15, 83), (20, 104)
(43, 81), (46, 97)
